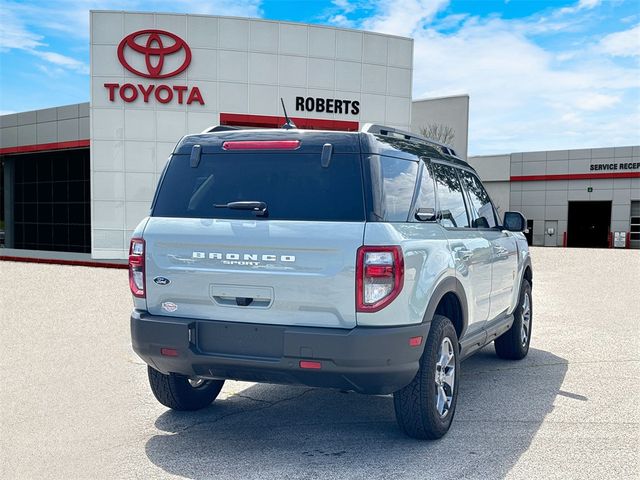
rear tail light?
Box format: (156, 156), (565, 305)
(129, 238), (145, 298)
(356, 246), (404, 312)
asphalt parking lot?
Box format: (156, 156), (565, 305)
(1, 247), (638, 479)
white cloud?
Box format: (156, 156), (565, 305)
(578, 93), (621, 111)
(559, 0), (602, 15)
(0, 0), (91, 74)
(435, 13), (469, 31)
(327, 0), (639, 154)
(412, 19), (638, 152)
(2, 1), (263, 40)
(0, 4), (44, 51)
(597, 24), (640, 57)
(578, 0), (601, 9)
(171, 0), (262, 18)
(32, 50), (89, 74)
(332, 0), (356, 13)
(361, 0), (450, 37)
(0, 0), (263, 78)
(329, 14), (355, 28)
(35, 64), (68, 78)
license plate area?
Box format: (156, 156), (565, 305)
(197, 321), (284, 358)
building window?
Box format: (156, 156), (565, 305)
(0, 160), (4, 247)
(631, 201), (640, 249)
(12, 149), (90, 253)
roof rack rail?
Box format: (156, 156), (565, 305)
(361, 123), (461, 160)
(201, 125), (242, 133)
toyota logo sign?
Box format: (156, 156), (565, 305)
(117, 29), (191, 79)
(106, 29), (204, 105)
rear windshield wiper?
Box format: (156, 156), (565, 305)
(214, 201), (268, 217)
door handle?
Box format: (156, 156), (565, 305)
(457, 249), (473, 261)
(494, 246), (508, 257)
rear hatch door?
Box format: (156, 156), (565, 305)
(143, 131), (365, 328)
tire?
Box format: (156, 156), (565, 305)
(147, 366), (225, 411)
(393, 315), (460, 440)
(494, 279), (532, 360)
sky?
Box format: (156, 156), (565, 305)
(0, 0), (638, 155)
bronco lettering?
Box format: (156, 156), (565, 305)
(192, 252), (296, 262)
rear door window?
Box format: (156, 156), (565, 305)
(380, 156), (419, 222)
(152, 152), (365, 221)
(432, 162), (470, 228)
(414, 162), (436, 210)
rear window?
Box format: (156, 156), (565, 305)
(152, 152), (365, 221)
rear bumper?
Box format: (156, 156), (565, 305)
(131, 310), (430, 394)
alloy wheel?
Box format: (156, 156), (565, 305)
(434, 337), (456, 417)
(521, 292), (531, 347)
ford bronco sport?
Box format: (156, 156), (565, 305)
(130, 124), (532, 439)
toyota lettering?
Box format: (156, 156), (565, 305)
(105, 29), (204, 105)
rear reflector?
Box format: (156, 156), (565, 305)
(299, 360), (322, 369)
(222, 140), (300, 150)
(160, 348), (178, 357)
(409, 336), (423, 347)
(364, 265), (394, 277)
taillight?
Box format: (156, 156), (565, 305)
(356, 246), (404, 312)
(129, 238), (145, 298)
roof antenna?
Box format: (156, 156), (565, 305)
(280, 98), (297, 130)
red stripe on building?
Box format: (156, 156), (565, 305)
(220, 113), (359, 132)
(510, 172), (640, 182)
(0, 256), (127, 269)
(0, 139), (90, 155)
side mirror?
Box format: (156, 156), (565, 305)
(415, 207), (436, 222)
(503, 211), (526, 232)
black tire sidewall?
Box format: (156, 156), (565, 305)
(512, 280), (532, 356)
(170, 374), (225, 410)
(516, 279), (533, 354)
(148, 366), (225, 411)
(393, 314), (460, 439)
(420, 315), (460, 435)
(495, 279), (532, 360)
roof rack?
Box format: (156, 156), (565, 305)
(361, 123), (461, 160)
(201, 125), (242, 133)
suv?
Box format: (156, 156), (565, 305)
(130, 124), (532, 439)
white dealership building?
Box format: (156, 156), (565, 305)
(0, 11), (637, 262)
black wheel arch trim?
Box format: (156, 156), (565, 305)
(518, 257), (533, 294)
(422, 276), (469, 340)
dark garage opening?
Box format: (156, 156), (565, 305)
(10, 149), (90, 253)
(524, 219), (533, 245)
(567, 201), (611, 248)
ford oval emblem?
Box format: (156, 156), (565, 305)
(154, 276), (171, 286)
(162, 302), (178, 312)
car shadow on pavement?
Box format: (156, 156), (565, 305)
(145, 346), (568, 480)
